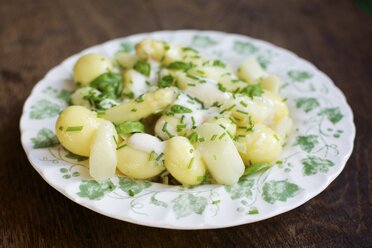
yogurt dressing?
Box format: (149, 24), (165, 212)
(128, 133), (165, 154)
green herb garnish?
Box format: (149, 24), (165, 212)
(240, 84), (263, 98)
(66, 126), (83, 132)
(158, 75), (174, 88)
(133, 60), (151, 76)
(116, 121), (144, 135)
(167, 61), (193, 70)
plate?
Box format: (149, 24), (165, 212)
(20, 30), (355, 229)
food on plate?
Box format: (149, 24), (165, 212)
(54, 39), (292, 186)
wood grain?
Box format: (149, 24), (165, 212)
(0, 0), (371, 247)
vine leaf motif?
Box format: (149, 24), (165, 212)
(31, 128), (59, 148)
(150, 194), (168, 208)
(295, 97), (320, 112)
(118, 177), (151, 196)
(287, 70), (313, 82)
(43, 87), (71, 104)
(233, 40), (258, 55)
(191, 35), (217, 48)
(172, 193), (208, 219)
(295, 135), (319, 153)
(262, 180), (300, 204)
(77, 180), (116, 200)
(225, 177), (255, 200)
(318, 107), (343, 124)
(257, 55), (270, 69)
(29, 100), (60, 120)
(120, 41), (135, 53)
(302, 156), (335, 175)
(65, 150), (88, 162)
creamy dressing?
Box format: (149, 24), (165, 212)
(128, 133), (165, 155)
(184, 81), (231, 106)
(130, 70), (148, 97)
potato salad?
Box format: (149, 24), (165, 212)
(55, 39), (292, 186)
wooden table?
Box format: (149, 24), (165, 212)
(1, 0), (371, 247)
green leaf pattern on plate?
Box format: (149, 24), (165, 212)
(172, 193), (208, 219)
(295, 97), (320, 112)
(233, 40), (258, 55)
(191, 35), (217, 48)
(302, 156), (335, 175)
(318, 107), (344, 124)
(295, 135), (319, 153)
(262, 180), (300, 204)
(77, 180), (116, 200)
(31, 128), (59, 148)
(29, 100), (60, 120)
(119, 177), (151, 196)
(225, 177), (254, 200)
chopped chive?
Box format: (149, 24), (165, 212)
(116, 144), (127, 150)
(189, 148), (194, 153)
(149, 151), (157, 161)
(113, 135), (118, 145)
(128, 189), (135, 197)
(186, 74), (199, 80)
(229, 116), (237, 124)
(226, 131), (235, 140)
(162, 122), (173, 138)
(210, 134), (217, 141)
(236, 109), (249, 115)
(188, 157), (194, 169)
(131, 108), (137, 112)
(191, 116), (196, 127)
(274, 134), (280, 141)
(220, 104), (236, 114)
(240, 101), (248, 107)
(248, 209), (259, 215)
(212, 200), (221, 204)
(180, 115), (185, 123)
(276, 160), (283, 164)
(59, 126), (63, 131)
(188, 83), (196, 87)
(156, 153), (164, 161)
(66, 126), (83, 132)
(198, 137), (205, 142)
(219, 132), (226, 140)
(219, 124), (226, 130)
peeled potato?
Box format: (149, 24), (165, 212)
(104, 88), (177, 124)
(56, 106), (102, 156)
(73, 53), (113, 86)
(260, 75), (281, 93)
(235, 124), (282, 165)
(89, 120), (118, 182)
(117, 145), (165, 179)
(196, 123), (244, 185)
(154, 115), (183, 140)
(238, 56), (267, 83)
(264, 90), (289, 122)
(164, 136), (206, 186)
(205, 116), (236, 137)
(115, 52), (139, 69)
(70, 87), (100, 108)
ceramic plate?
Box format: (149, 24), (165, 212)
(20, 30), (355, 229)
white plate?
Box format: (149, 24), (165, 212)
(20, 30), (355, 229)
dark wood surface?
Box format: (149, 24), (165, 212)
(1, 0), (371, 247)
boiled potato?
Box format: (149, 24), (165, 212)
(235, 124), (282, 165)
(104, 88), (177, 124)
(115, 52), (138, 69)
(190, 66), (247, 92)
(89, 120), (118, 182)
(122, 69), (148, 97)
(228, 93), (275, 126)
(273, 117), (292, 144)
(260, 75), (281, 93)
(196, 123), (244, 185)
(205, 116), (236, 137)
(264, 90), (289, 122)
(154, 115), (183, 140)
(117, 145), (165, 179)
(70, 87), (100, 108)
(73, 53), (113, 86)
(164, 136), (206, 186)
(238, 56), (267, 83)
(56, 106), (102, 156)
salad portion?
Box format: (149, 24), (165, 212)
(55, 39), (292, 186)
